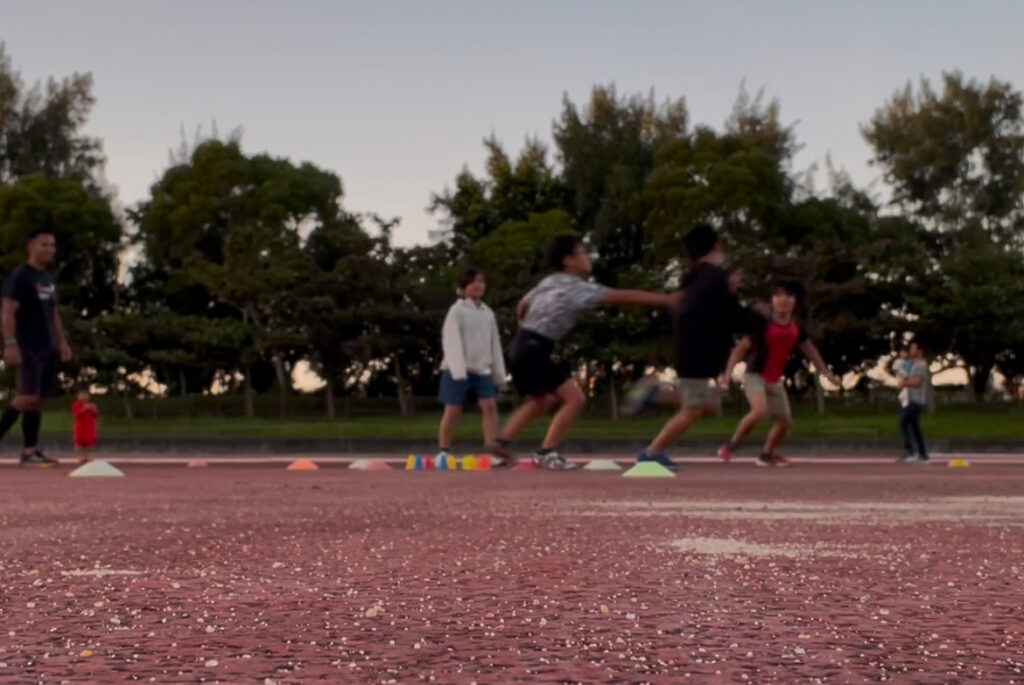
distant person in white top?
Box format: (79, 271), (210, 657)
(898, 341), (930, 464)
(893, 348), (912, 408)
(436, 268), (507, 464)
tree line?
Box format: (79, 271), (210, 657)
(2, 44), (1024, 417)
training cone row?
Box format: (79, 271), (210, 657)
(404, 454), (493, 471)
(948, 458), (970, 468)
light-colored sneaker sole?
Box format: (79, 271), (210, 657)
(534, 459), (576, 471)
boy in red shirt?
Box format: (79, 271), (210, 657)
(717, 280), (838, 467)
(71, 387), (98, 464)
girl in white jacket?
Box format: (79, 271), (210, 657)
(436, 268), (507, 462)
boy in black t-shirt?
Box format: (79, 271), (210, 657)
(634, 224), (754, 472)
(1, 229), (72, 467)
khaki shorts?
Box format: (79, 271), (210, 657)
(678, 378), (720, 410)
(744, 373), (791, 420)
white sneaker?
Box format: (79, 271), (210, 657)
(533, 451), (576, 470)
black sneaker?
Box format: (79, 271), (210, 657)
(19, 450), (58, 468)
(533, 451), (576, 470)
(636, 450), (681, 472)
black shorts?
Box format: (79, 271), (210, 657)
(19, 350), (58, 398)
(508, 330), (571, 398)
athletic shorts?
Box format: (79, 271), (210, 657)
(19, 350), (58, 398)
(508, 329), (571, 398)
(438, 371), (496, 406)
(678, 377), (720, 410)
(744, 373), (791, 420)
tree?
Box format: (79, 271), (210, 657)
(554, 85), (688, 280)
(301, 212), (384, 417)
(863, 72), (1024, 396)
(430, 137), (566, 248)
(134, 140), (347, 414)
(904, 226), (1024, 399)
(0, 44), (104, 189)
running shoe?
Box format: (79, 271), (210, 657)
(19, 450), (58, 468)
(756, 453), (792, 468)
(905, 455), (930, 465)
(717, 443), (735, 463)
(636, 450), (681, 472)
(533, 450), (576, 470)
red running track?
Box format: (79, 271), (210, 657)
(1, 462), (1022, 683)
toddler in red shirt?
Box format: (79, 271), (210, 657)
(71, 388), (99, 464)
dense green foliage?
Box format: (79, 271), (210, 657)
(3, 44), (1023, 415)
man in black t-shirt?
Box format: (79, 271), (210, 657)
(1, 228), (72, 467)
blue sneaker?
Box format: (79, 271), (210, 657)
(636, 450), (680, 472)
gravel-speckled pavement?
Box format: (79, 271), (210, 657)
(1, 462), (1022, 683)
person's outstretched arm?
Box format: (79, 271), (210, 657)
(721, 336), (752, 388)
(799, 340), (840, 386)
(601, 289), (678, 308)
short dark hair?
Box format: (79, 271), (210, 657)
(683, 223), (718, 261)
(546, 234), (584, 271)
(772, 279), (805, 299)
(458, 267), (483, 291)
(27, 227), (54, 242)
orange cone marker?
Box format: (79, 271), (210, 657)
(287, 459), (319, 471)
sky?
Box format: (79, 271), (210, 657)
(2, 0), (1021, 246)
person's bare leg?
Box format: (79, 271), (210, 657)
(437, 405), (462, 450)
(763, 417), (792, 455)
(648, 405), (711, 453)
(13, 394), (42, 457)
(499, 396), (554, 443)
(729, 393), (769, 448)
(540, 380), (585, 450)
(478, 398), (499, 447)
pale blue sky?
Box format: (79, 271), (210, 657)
(2, 1), (1020, 244)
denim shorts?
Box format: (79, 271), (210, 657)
(438, 371), (497, 406)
